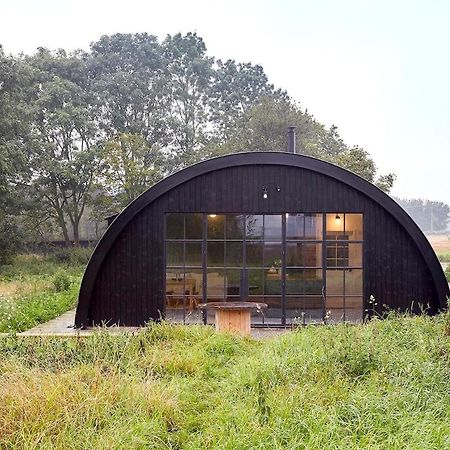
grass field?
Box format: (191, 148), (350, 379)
(1, 314), (450, 449)
(427, 234), (450, 261)
(0, 251), (89, 333)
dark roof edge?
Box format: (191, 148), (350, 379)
(75, 152), (449, 326)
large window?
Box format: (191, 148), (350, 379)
(165, 212), (364, 325)
(325, 214), (363, 322)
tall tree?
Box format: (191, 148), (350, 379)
(24, 48), (99, 246)
(206, 96), (396, 191)
(89, 33), (168, 147)
(209, 59), (280, 142)
(162, 32), (213, 167)
(0, 47), (32, 261)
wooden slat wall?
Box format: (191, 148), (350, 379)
(88, 165), (440, 325)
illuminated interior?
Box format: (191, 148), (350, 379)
(165, 213), (363, 325)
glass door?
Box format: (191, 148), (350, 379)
(165, 212), (364, 326)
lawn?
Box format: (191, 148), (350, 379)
(1, 314), (450, 449)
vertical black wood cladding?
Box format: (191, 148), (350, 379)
(88, 164), (441, 325)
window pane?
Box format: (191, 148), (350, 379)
(185, 214), (203, 239)
(326, 269), (344, 295)
(206, 269), (225, 298)
(166, 214), (184, 239)
(286, 268), (323, 295)
(246, 242), (263, 266)
(184, 269), (203, 296)
(165, 271), (184, 296)
(185, 242), (202, 267)
(263, 296), (282, 322)
(326, 242), (349, 268)
(345, 269), (363, 295)
(264, 242), (283, 267)
(248, 269), (264, 296)
(265, 271), (282, 295)
(286, 243), (322, 267)
(326, 295), (344, 309)
(226, 214), (245, 239)
(345, 297), (363, 322)
(207, 214), (224, 239)
(166, 242), (184, 266)
(345, 214), (363, 241)
(264, 215), (282, 240)
(285, 296), (323, 321)
(207, 242), (224, 267)
(226, 242), (243, 266)
(348, 243), (363, 267)
(326, 213), (344, 234)
(225, 269), (242, 296)
(286, 213), (323, 240)
(246, 215), (264, 240)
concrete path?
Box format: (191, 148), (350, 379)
(12, 309), (290, 339)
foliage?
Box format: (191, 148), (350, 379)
(1, 33), (397, 247)
(0, 283), (78, 333)
(0, 315), (449, 448)
(208, 97), (395, 190)
(51, 270), (71, 292)
(95, 133), (164, 212)
(445, 266), (450, 282)
(0, 250), (89, 282)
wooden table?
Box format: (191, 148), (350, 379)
(199, 302), (267, 336)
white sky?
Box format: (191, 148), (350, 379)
(1, 0), (449, 203)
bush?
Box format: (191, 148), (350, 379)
(445, 266), (450, 282)
(52, 271), (71, 292)
(48, 247), (92, 266)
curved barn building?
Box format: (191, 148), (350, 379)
(75, 150), (449, 328)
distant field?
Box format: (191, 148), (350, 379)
(427, 234), (450, 254)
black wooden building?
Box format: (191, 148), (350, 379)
(75, 151), (449, 328)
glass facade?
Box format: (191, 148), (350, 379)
(165, 212), (364, 325)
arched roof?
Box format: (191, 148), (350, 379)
(75, 152), (448, 326)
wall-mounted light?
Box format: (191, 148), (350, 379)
(276, 186), (281, 192)
(335, 214), (341, 222)
(262, 187), (268, 199)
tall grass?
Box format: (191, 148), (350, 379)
(0, 251), (86, 333)
(1, 315), (449, 449)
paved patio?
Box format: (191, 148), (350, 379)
(14, 309), (290, 339)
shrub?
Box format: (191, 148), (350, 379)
(52, 271), (71, 292)
(48, 247), (92, 266)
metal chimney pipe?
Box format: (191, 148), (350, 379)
(287, 126), (296, 153)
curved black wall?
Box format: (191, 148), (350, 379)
(76, 154), (448, 327)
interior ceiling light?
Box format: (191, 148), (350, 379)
(209, 214), (217, 218)
(263, 187), (268, 199)
(335, 214), (341, 221)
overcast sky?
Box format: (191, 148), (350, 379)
(1, 0), (449, 204)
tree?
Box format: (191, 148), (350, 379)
(209, 59), (280, 142)
(162, 32), (214, 167)
(0, 47), (32, 261)
(96, 133), (164, 213)
(89, 33), (168, 147)
(395, 198), (450, 232)
(23, 48), (100, 246)
(205, 96), (396, 192)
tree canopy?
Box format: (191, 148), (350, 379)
(0, 33), (399, 252)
